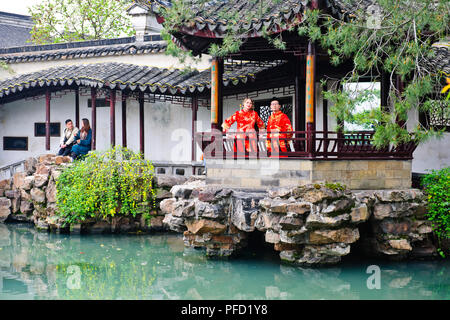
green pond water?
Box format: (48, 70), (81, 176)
(0, 223), (449, 300)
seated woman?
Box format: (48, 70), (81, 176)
(221, 98), (265, 154)
(70, 118), (92, 160)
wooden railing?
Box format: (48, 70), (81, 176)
(195, 130), (417, 160)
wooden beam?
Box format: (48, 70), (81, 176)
(139, 92), (145, 156)
(45, 89), (50, 151)
(122, 95), (127, 148)
(109, 89), (116, 147)
(91, 87), (96, 151)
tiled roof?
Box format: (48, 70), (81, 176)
(0, 61), (280, 99)
(139, 0), (307, 37)
(0, 36), (166, 64)
(0, 11), (34, 48)
(430, 41), (450, 74)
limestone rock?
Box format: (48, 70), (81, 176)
(34, 174), (49, 188)
(350, 204), (370, 223)
(160, 198), (177, 214)
(388, 239), (412, 251)
(31, 188), (46, 203)
(20, 189), (32, 202)
(305, 212), (350, 229)
(279, 227), (308, 244)
(0, 197), (11, 208)
(265, 229), (281, 244)
(286, 202), (311, 215)
(162, 214), (186, 232)
(154, 175), (188, 189)
(254, 212), (282, 232)
(194, 200), (224, 219)
(38, 154), (56, 164)
(374, 189), (423, 203)
(5, 189), (20, 199)
(308, 228), (360, 245)
(230, 191), (265, 232)
(22, 176), (35, 190)
(0, 207), (10, 223)
(185, 219), (226, 235)
(50, 169), (63, 182)
(10, 197), (20, 214)
(268, 187), (292, 199)
(378, 219), (411, 235)
(373, 202), (418, 220)
(19, 200), (33, 214)
(279, 213), (304, 230)
(13, 172), (27, 189)
(45, 180), (57, 203)
(0, 179), (11, 190)
(24, 157), (38, 175)
(172, 200), (195, 217)
(55, 156), (71, 165)
(292, 185), (342, 203)
(320, 198), (354, 216)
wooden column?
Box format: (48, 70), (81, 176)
(380, 71), (390, 113)
(191, 95), (198, 162)
(305, 41), (316, 156)
(91, 87), (96, 150)
(323, 80), (328, 157)
(139, 92), (145, 156)
(45, 89), (51, 151)
(294, 56), (306, 150)
(75, 88), (80, 129)
(211, 57), (223, 130)
(122, 95), (127, 147)
(109, 89), (116, 147)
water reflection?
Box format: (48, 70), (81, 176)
(0, 223), (449, 300)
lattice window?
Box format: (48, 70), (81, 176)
(254, 97), (293, 125)
(429, 100), (450, 129)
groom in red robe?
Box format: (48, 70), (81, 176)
(266, 99), (293, 154)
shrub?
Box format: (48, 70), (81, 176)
(421, 167), (450, 257)
(56, 146), (155, 225)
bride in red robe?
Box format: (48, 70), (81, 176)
(221, 98), (265, 154)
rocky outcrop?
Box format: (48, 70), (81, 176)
(0, 154), (192, 234)
(161, 183), (437, 266)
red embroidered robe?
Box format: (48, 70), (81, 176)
(266, 111), (293, 153)
(222, 109), (265, 153)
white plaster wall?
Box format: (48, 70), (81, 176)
(407, 108), (450, 173)
(0, 90), (201, 167)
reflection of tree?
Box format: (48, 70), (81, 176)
(1, 224), (449, 299)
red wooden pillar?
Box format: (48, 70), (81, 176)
(109, 89), (116, 147)
(75, 88), (80, 129)
(305, 41), (316, 157)
(323, 80), (328, 157)
(45, 89), (51, 151)
(210, 57), (223, 131)
(139, 92), (145, 157)
(122, 95), (127, 148)
(294, 56), (306, 150)
(91, 87), (97, 150)
(191, 95), (198, 162)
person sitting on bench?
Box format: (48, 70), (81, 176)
(58, 119), (79, 156)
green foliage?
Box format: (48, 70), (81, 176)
(28, 0), (135, 44)
(56, 146), (156, 225)
(324, 182), (347, 192)
(421, 167), (450, 257)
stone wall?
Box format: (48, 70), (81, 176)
(0, 154), (192, 233)
(205, 159), (412, 189)
(161, 180), (437, 266)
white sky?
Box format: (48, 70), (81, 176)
(1, 0), (42, 15)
